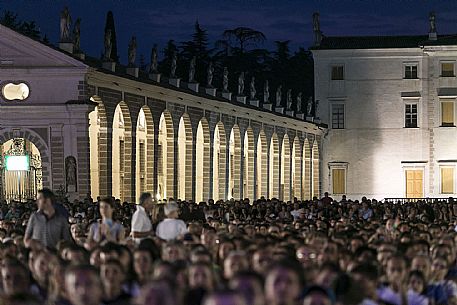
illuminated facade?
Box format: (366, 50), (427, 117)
(312, 26), (457, 199)
(0, 24), (324, 203)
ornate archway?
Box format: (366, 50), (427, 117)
(281, 134), (291, 202)
(158, 111), (174, 201)
(243, 127), (255, 199)
(303, 138), (311, 200)
(269, 133), (280, 199)
(256, 130), (268, 199)
(292, 136), (302, 200)
(177, 114), (193, 201)
(135, 106), (154, 199)
(213, 122), (226, 201)
(312, 140), (320, 199)
(229, 125), (241, 200)
(196, 118), (210, 203)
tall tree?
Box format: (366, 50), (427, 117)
(223, 27), (266, 53)
(0, 10), (41, 39)
(104, 11), (119, 62)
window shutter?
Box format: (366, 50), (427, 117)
(442, 102), (454, 126)
(441, 167), (454, 194)
(332, 169), (345, 194)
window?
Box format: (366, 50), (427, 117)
(404, 65), (418, 79)
(441, 62), (455, 77)
(441, 167), (454, 194)
(1, 82), (30, 101)
(332, 104), (345, 129)
(405, 104), (418, 128)
(441, 100), (455, 126)
(331, 65), (344, 80)
(332, 168), (346, 194)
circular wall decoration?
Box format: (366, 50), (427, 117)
(2, 82), (30, 101)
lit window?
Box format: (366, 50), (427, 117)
(2, 82), (30, 101)
(441, 100), (455, 127)
(332, 104), (344, 129)
(331, 65), (344, 80)
(404, 65), (418, 79)
(405, 104), (418, 128)
(332, 168), (346, 194)
(441, 167), (454, 194)
(441, 62), (455, 77)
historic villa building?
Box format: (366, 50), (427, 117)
(0, 23), (324, 203)
(312, 13), (457, 199)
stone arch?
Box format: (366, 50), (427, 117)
(281, 134), (291, 202)
(229, 125), (241, 200)
(158, 110), (175, 201)
(177, 113), (193, 201)
(196, 117), (210, 202)
(0, 128), (51, 195)
(292, 136), (302, 200)
(243, 127), (255, 200)
(269, 133), (280, 199)
(88, 97), (108, 198)
(303, 138), (312, 200)
(112, 101), (133, 202)
(135, 106), (154, 199)
(312, 140), (320, 199)
(256, 130), (268, 199)
(213, 122), (227, 201)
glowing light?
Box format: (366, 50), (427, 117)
(5, 155), (29, 171)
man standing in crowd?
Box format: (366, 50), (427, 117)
(24, 188), (71, 249)
(131, 192), (154, 244)
(156, 201), (187, 241)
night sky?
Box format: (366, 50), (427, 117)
(2, 0), (457, 63)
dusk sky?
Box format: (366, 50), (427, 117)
(2, 0), (457, 63)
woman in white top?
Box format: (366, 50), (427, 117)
(86, 197), (125, 249)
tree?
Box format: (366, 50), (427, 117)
(0, 10), (41, 40)
(104, 11), (119, 62)
(223, 27), (266, 53)
(0, 11), (20, 29)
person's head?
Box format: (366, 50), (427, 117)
(431, 256), (449, 281)
(408, 270), (426, 295)
(411, 255), (431, 280)
(134, 249), (154, 283)
(37, 188), (55, 210)
(350, 264), (378, 299)
(223, 251), (249, 280)
(164, 202), (179, 219)
(203, 290), (247, 305)
(99, 197), (114, 219)
(252, 246), (272, 275)
(229, 271), (265, 305)
(139, 192), (154, 211)
(386, 254), (408, 285)
(32, 250), (51, 288)
(65, 265), (103, 305)
(265, 259), (305, 305)
(162, 241), (185, 262)
(1, 259), (31, 296)
(302, 286), (333, 305)
(135, 280), (177, 305)
(100, 259), (125, 290)
(188, 262), (214, 291)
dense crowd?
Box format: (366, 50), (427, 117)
(0, 189), (456, 305)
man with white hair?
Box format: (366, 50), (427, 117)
(156, 202), (187, 241)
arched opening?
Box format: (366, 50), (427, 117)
(177, 114), (193, 201)
(195, 118), (210, 203)
(112, 102), (132, 202)
(312, 140), (320, 199)
(256, 130), (268, 199)
(88, 97), (108, 198)
(228, 125), (241, 200)
(135, 107), (154, 199)
(269, 133), (280, 199)
(303, 138), (311, 200)
(281, 134), (291, 202)
(213, 122), (226, 201)
(292, 136), (302, 200)
(0, 138), (42, 202)
(243, 127), (255, 199)
(158, 111), (174, 201)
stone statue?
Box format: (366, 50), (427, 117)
(250, 76), (256, 100)
(150, 44), (158, 73)
(65, 156), (77, 191)
(429, 12), (436, 33)
(296, 92), (303, 113)
(207, 62), (214, 87)
(223, 67), (229, 92)
(312, 12), (322, 46)
(171, 51), (177, 78)
(306, 97), (313, 116)
(60, 7), (72, 42)
(286, 89), (292, 109)
(238, 72), (245, 96)
(263, 80), (270, 103)
(315, 99), (320, 118)
(276, 85), (282, 107)
(189, 56), (196, 82)
(104, 29), (112, 60)
(128, 36), (137, 66)
(73, 18), (81, 52)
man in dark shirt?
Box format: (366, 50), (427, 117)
(24, 188), (71, 249)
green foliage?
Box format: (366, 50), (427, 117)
(0, 10), (41, 39)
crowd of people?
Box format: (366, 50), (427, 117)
(0, 189), (456, 305)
